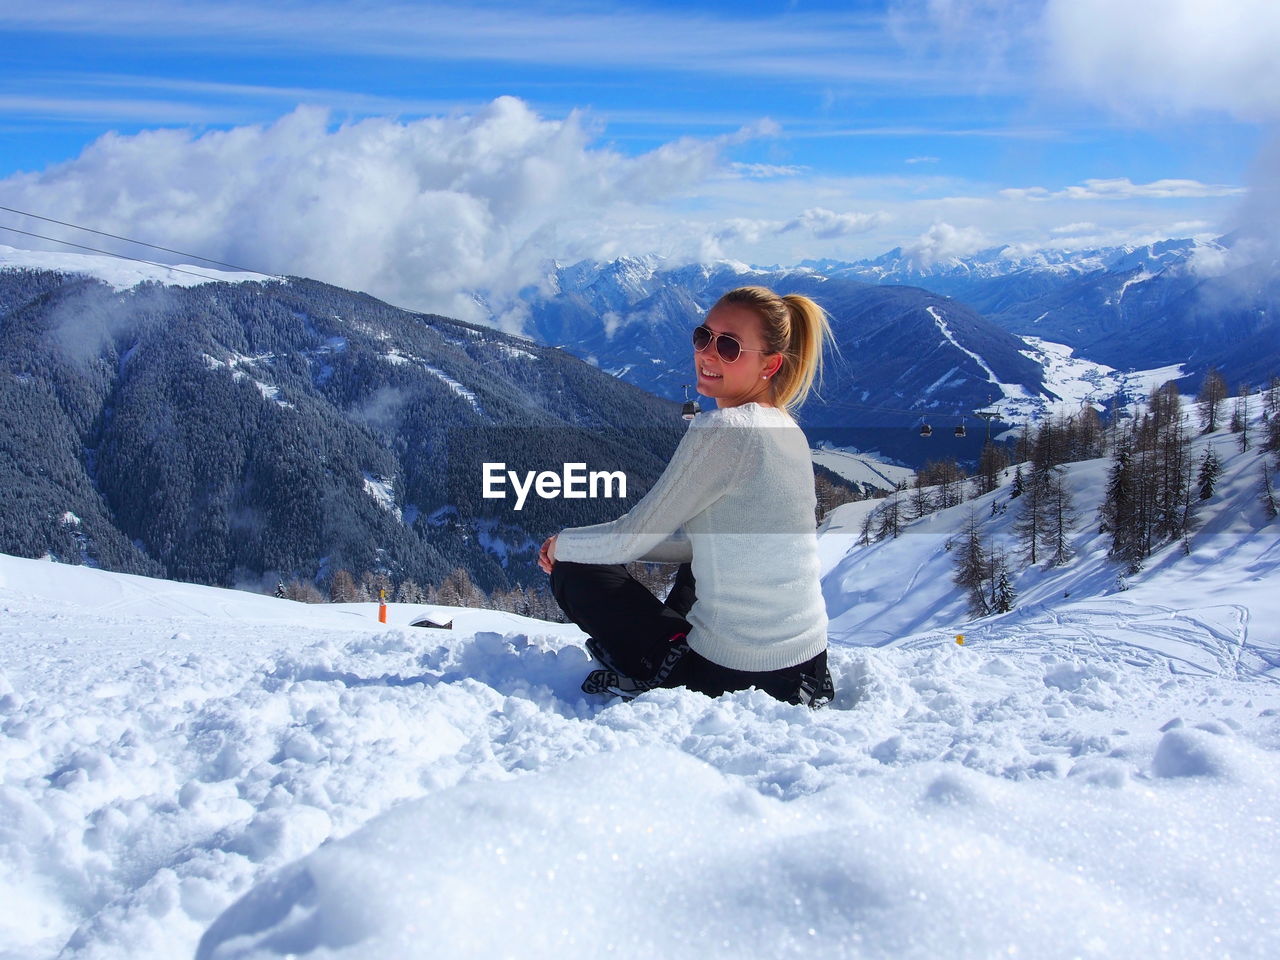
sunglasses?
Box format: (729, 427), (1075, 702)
(692, 324), (772, 363)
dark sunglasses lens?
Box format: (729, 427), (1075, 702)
(693, 326), (711, 351)
(715, 335), (741, 362)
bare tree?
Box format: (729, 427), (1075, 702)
(328, 568), (359, 603)
(1197, 367), (1228, 433)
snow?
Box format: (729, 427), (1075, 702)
(995, 337), (1186, 426)
(0, 244), (273, 290)
(926, 305), (1035, 409)
(422, 364), (484, 415)
(811, 445), (915, 494)
(361, 474), (401, 522)
(3, 420), (1280, 958)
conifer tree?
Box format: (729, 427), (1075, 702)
(989, 546), (1016, 614)
(1101, 442), (1143, 574)
(952, 510), (992, 618)
(1197, 447), (1222, 500)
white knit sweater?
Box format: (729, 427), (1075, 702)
(554, 401), (829, 672)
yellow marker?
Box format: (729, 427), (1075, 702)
(955, 634), (965, 645)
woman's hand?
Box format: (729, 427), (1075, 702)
(537, 533), (558, 574)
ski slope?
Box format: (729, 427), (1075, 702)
(3, 429), (1280, 959)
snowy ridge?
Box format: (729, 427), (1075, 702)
(3, 420), (1280, 957)
(811, 445), (915, 492)
(0, 244), (274, 290)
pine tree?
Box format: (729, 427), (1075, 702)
(1197, 447), (1222, 500)
(1011, 464), (1025, 499)
(952, 510), (992, 618)
(989, 546), (1016, 614)
(1101, 442), (1144, 574)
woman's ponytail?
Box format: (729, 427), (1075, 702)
(713, 286), (838, 417)
(774, 294), (835, 415)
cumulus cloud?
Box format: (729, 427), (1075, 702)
(0, 98), (777, 330)
(904, 222), (989, 266)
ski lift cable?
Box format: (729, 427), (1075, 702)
(0, 224), (247, 285)
(0, 204), (279, 279)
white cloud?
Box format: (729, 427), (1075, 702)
(1050, 221), (1096, 234)
(728, 162), (808, 179)
(1042, 0), (1280, 122)
(905, 156), (939, 164)
(1000, 178), (1246, 202)
(904, 222), (989, 266)
(0, 99), (778, 329)
(779, 208), (885, 239)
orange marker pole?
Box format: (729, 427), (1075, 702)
(378, 587), (388, 624)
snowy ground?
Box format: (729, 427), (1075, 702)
(4, 429), (1280, 958)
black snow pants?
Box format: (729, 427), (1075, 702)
(550, 559), (833, 707)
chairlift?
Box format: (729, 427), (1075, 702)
(681, 384), (701, 420)
(954, 418), (967, 438)
(919, 422), (933, 438)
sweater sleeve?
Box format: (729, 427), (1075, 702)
(554, 414), (750, 566)
(637, 527), (693, 564)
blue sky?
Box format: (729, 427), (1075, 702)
(0, 0), (1274, 318)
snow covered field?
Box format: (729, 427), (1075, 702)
(4, 428), (1280, 959)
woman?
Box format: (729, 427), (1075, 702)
(538, 286), (836, 707)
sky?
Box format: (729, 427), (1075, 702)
(0, 0), (1276, 323)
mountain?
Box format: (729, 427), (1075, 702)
(0, 262), (689, 595)
(520, 258), (1048, 461)
(800, 238), (1280, 389)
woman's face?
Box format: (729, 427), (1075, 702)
(694, 303), (781, 408)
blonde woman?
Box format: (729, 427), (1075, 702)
(539, 286), (836, 706)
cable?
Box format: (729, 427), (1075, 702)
(0, 204), (277, 278)
(0, 225), (244, 284)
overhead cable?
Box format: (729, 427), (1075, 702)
(0, 224), (241, 284)
(0, 204), (278, 279)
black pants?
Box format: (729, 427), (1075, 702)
(550, 560), (831, 705)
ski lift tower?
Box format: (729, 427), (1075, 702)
(974, 407), (1001, 442)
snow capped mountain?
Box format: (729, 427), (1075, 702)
(515, 258), (1048, 463)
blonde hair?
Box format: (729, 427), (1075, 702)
(713, 286), (837, 417)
